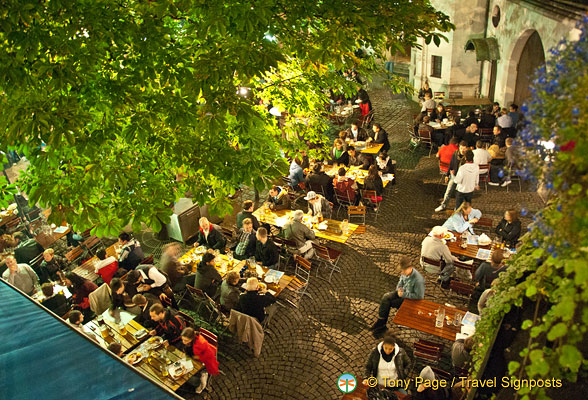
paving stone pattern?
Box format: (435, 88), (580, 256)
(174, 90), (544, 400)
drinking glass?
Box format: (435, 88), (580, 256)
(119, 323), (128, 336)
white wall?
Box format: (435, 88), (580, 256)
(483, 0), (581, 106)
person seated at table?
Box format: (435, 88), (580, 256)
(127, 265), (172, 304)
(431, 104), (448, 122)
(346, 146), (369, 169)
(40, 282), (69, 316)
(492, 126), (506, 148)
(68, 310), (97, 342)
(305, 164), (335, 202)
(237, 277), (277, 323)
(442, 202), (482, 234)
(370, 256), (425, 332)
(363, 165), (384, 206)
(194, 252), (222, 298)
(333, 167), (358, 204)
(110, 278), (136, 314)
(345, 121), (369, 142)
(40, 248), (68, 282)
(93, 249), (118, 285)
(414, 366), (452, 400)
(337, 130), (349, 148)
(220, 271), (241, 312)
(418, 81), (433, 100)
(266, 185), (291, 211)
(236, 200), (260, 230)
(132, 293), (161, 329)
(420, 226), (456, 288)
(117, 232), (144, 271)
(284, 210), (316, 259)
(288, 157), (305, 191)
(451, 336), (474, 370)
(487, 144), (506, 185)
(472, 250), (506, 304)
(181, 327), (220, 394)
(462, 123), (479, 148)
(376, 150), (395, 176)
(107, 342), (123, 358)
(13, 231), (45, 278)
(330, 139), (349, 166)
(479, 106), (496, 128)
(421, 92), (436, 112)
(496, 108), (513, 128)
(299, 150), (310, 170)
(363, 330), (411, 396)
(233, 218), (257, 260)
(63, 272), (97, 319)
(495, 210), (521, 248)
(148, 303), (187, 347)
(436, 137), (459, 174)
(254, 227), (279, 269)
(418, 114), (436, 142)
(463, 110), (477, 128)
(160, 242), (192, 292)
(473, 140), (492, 175)
(196, 217), (226, 254)
(368, 123), (390, 152)
(304, 190), (332, 220)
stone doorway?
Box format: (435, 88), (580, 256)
(513, 31), (545, 106)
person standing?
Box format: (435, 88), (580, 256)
(370, 256), (425, 331)
(453, 150), (479, 209)
(435, 141), (468, 212)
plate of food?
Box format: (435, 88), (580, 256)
(180, 258), (191, 265)
(147, 336), (164, 348)
(443, 232), (455, 241)
(133, 329), (148, 340)
(126, 352), (144, 365)
(264, 275), (275, 284)
(194, 246), (207, 254)
(169, 362), (187, 379)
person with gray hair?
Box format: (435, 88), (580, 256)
(2, 255), (39, 295)
(420, 226), (456, 288)
(283, 210), (316, 259)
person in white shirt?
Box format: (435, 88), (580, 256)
(472, 140), (492, 174)
(421, 226), (457, 285)
(496, 108), (513, 128)
(363, 331), (411, 392)
(421, 93), (436, 112)
(454, 150), (479, 209)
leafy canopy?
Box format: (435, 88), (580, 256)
(0, 0), (452, 236)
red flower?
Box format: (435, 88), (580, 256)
(560, 140), (576, 152)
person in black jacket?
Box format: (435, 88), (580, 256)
(472, 250), (507, 305)
(305, 164), (335, 202)
(40, 248), (68, 282)
(254, 228), (279, 268)
(13, 231), (45, 277)
(479, 107), (496, 128)
(194, 252), (222, 297)
(117, 232), (144, 270)
(375, 151), (395, 175)
(237, 277), (276, 323)
(363, 165), (384, 197)
(495, 210), (522, 248)
(363, 330), (411, 390)
(148, 303), (187, 346)
(196, 217), (226, 254)
(266, 186), (291, 211)
(40, 282), (69, 316)
(369, 123), (390, 152)
(132, 293), (161, 329)
(236, 200), (260, 230)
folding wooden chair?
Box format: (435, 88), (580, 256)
(506, 162), (522, 192)
(476, 217), (493, 234)
(478, 164), (490, 192)
(139, 255), (154, 265)
(449, 280), (475, 301)
(312, 242), (342, 282)
(65, 246), (84, 264)
(347, 205), (366, 226)
(414, 339), (444, 364)
(178, 284), (207, 313)
(360, 190), (381, 221)
(334, 189), (354, 218)
(272, 237), (297, 270)
(418, 129), (434, 157)
(285, 255), (312, 308)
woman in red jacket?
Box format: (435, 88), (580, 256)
(181, 327), (219, 394)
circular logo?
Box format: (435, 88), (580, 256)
(337, 373), (357, 393)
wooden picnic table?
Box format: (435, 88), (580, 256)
(357, 142), (383, 155)
(393, 299), (466, 342)
(323, 164), (394, 187)
(445, 231), (496, 261)
(71, 243), (119, 282)
(131, 343), (204, 392)
(85, 309), (148, 353)
(259, 266), (294, 297)
(0, 208), (19, 228)
(252, 207), (358, 244)
(35, 224), (71, 249)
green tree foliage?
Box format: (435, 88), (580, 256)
(470, 23), (588, 399)
(0, 0), (452, 235)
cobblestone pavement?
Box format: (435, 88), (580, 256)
(178, 90), (544, 400)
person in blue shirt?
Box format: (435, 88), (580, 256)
(442, 202), (482, 234)
(508, 104), (520, 127)
(370, 256), (425, 332)
(288, 158), (304, 190)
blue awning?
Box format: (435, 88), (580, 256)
(0, 281), (180, 400)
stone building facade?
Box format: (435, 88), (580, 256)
(409, 0), (586, 107)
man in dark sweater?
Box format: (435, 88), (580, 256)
(13, 231), (44, 265)
(132, 293), (161, 329)
(194, 252), (222, 297)
(305, 164), (335, 202)
(254, 228), (279, 269)
(148, 303), (187, 346)
(237, 277), (276, 323)
(40, 282), (69, 316)
(236, 200), (260, 230)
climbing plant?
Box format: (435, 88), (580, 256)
(470, 18), (588, 399)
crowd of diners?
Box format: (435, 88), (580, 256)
(1, 79), (530, 399)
